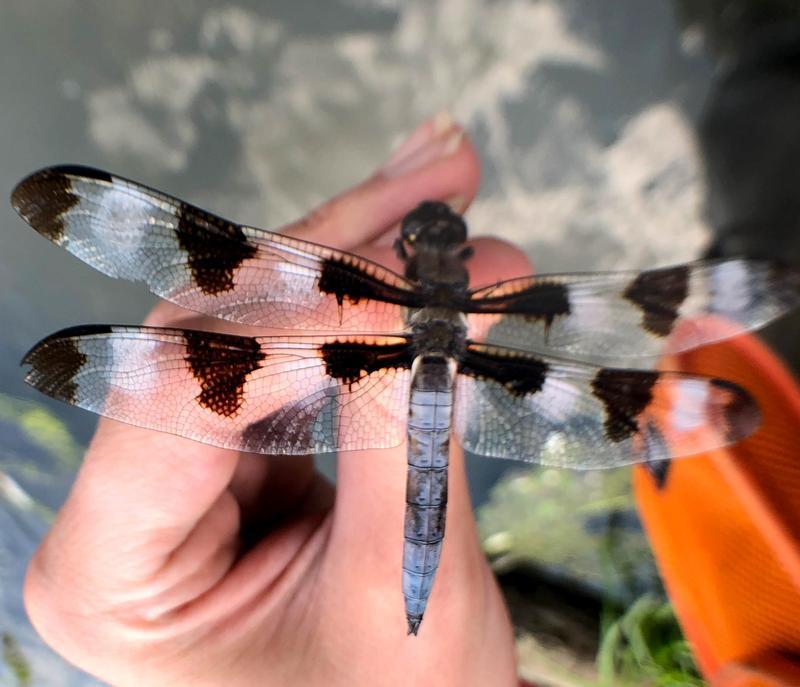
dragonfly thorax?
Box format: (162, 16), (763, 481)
(410, 307), (467, 357)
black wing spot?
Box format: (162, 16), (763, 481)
(317, 257), (420, 309)
(623, 265), (689, 337)
(11, 168), (85, 243)
(175, 203), (258, 296)
(318, 258), (379, 307)
(320, 340), (414, 388)
(459, 348), (548, 397)
(591, 369), (659, 443)
(516, 282), (571, 331)
(22, 329), (97, 403)
(468, 281), (571, 334)
(183, 331), (265, 417)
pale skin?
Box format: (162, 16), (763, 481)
(24, 118), (532, 686)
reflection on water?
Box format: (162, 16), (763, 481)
(74, 1), (713, 272)
(2, 0), (786, 683)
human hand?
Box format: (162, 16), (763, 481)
(24, 115), (531, 686)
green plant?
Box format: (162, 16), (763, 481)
(597, 595), (705, 687)
(2, 633), (32, 687)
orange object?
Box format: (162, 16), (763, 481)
(634, 319), (800, 687)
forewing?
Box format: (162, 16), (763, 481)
(454, 343), (759, 468)
(466, 260), (800, 364)
(22, 325), (413, 454)
(12, 166), (421, 331)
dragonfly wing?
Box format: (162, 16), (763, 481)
(12, 166), (421, 331)
(454, 342), (759, 469)
(23, 325), (414, 454)
(466, 260), (800, 364)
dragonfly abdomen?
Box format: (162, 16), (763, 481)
(402, 354), (455, 635)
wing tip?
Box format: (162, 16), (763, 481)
(21, 324), (115, 363)
(406, 617), (421, 636)
(20, 328), (95, 404)
(11, 165), (115, 242)
(730, 258), (800, 312)
(11, 164), (111, 202)
(710, 377), (761, 443)
(20, 324), (115, 369)
(771, 261), (800, 307)
(12, 164), (113, 193)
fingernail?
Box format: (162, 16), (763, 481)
(445, 195), (467, 215)
(385, 112), (453, 166)
(381, 113), (463, 178)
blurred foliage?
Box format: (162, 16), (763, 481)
(0, 393), (84, 520)
(597, 595), (704, 687)
(478, 467), (705, 686)
(673, 0), (800, 56)
(2, 633), (32, 687)
(478, 466), (659, 602)
(0, 394), (82, 469)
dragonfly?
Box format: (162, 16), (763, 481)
(11, 165), (800, 635)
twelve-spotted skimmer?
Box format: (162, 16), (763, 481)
(12, 166), (800, 634)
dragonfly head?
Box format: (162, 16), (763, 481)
(401, 201), (467, 250)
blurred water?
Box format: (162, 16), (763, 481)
(0, 0), (718, 683)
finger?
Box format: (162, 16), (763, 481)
(142, 303), (332, 534)
(468, 236), (534, 286)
